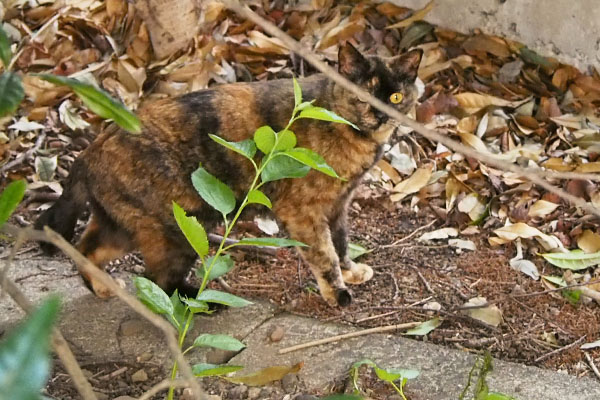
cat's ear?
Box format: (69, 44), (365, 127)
(390, 49), (423, 81)
(338, 42), (369, 80)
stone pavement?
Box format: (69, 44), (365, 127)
(2, 255), (600, 399)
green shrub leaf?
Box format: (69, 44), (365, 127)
(236, 237), (307, 248)
(374, 367), (419, 382)
(197, 254), (234, 281)
(283, 148), (340, 179)
(484, 393), (517, 400)
(0, 72), (24, 118)
(261, 154), (310, 183)
(193, 334), (245, 351)
(209, 134), (256, 160)
(167, 291), (188, 329)
(293, 76), (302, 108)
(247, 189), (272, 209)
(404, 317), (441, 336)
(196, 289), (252, 307)
(298, 105), (359, 130)
(181, 298), (210, 313)
(0, 25), (11, 68)
(134, 277), (174, 316)
(254, 125), (276, 154)
(0, 296), (60, 399)
(274, 129), (297, 151)
(191, 166), (236, 216)
(541, 250), (600, 270)
(348, 243), (371, 260)
(173, 202), (209, 258)
(0, 179), (26, 228)
(35, 74), (141, 133)
(192, 363), (243, 377)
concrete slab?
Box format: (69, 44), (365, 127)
(2, 256), (600, 399)
(393, 0), (600, 71)
(230, 314), (600, 400)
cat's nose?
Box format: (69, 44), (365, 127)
(336, 288), (353, 307)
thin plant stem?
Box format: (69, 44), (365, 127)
(390, 381), (407, 400)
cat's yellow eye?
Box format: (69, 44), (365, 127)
(390, 93), (404, 104)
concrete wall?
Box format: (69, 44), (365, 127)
(393, 0), (600, 71)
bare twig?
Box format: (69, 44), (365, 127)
(220, 0), (600, 217)
(137, 378), (188, 400)
(1, 224), (205, 400)
(0, 132), (46, 174)
(278, 321), (421, 354)
(534, 335), (587, 363)
(410, 265), (435, 294)
(380, 220), (436, 248)
(585, 352), (600, 381)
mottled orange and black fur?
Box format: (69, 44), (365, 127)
(35, 43), (422, 307)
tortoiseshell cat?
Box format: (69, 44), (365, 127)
(35, 43), (422, 307)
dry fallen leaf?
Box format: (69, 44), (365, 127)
(390, 164), (434, 202)
(463, 297), (503, 327)
(226, 362), (303, 386)
(527, 199), (559, 218)
(577, 230), (600, 253)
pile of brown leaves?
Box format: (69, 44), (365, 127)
(1, 1), (600, 309)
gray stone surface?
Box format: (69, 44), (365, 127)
(2, 256), (600, 399)
(393, 0), (600, 71)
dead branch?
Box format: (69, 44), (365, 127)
(584, 352), (600, 381)
(564, 273), (600, 304)
(220, 0), (600, 217)
(534, 335), (587, 363)
(0, 224), (206, 400)
(137, 378), (188, 400)
(278, 321), (421, 354)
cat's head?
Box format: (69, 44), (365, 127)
(337, 42), (422, 131)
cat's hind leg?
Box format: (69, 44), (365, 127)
(77, 210), (135, 298)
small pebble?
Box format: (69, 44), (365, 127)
(269, 325), (285, 342)
(229, 384), (248, 399)
(131, 368), (148, 383)
(247, 387), (262, 400)
(180, 388), (194, 400)
(132, 264), (145, 274)
(137, 351), (152, 362)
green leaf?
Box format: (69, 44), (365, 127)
(283, 148), (341, 179)
(519, 47), (553, 68)
(247, 189), (272, 209)
(192, 363), (243, 377)
(298, 105), (359, 130)
(293, 76), (302, 108)
(484, 393), (517, 400)
(404, 317), (441, 336)
(542, 275), (567, 287)
(193, 334), (245, 351)
(181, 298), (210, 314)
(261, 154), (310, 183)
(191, 166), (236, 216)
(35, 74), (141, 133)
(197, 254), (234, 281)
(541, 250), (600, 271)
(167, 290), (188, 329)
(254, 125), (276, 154)
(0, 296), (60, 400)
(196, 289), (252, 307)
(373, 366), (402, 382)
(0, 25), (11, 68)
(320, 396), (363, 400)
(348, 243), (371, 260)
(134, 277), (174, 316)
(399, 21), (433, 50)
(274, 129), (297, 151)
(0, 179), (26, 228)
(562, 289), (581, 305)
(173, 202), (209, 258)
(297, 100), (316, 111)
(236, 237), (307, 248)
(209, 134), (256, 160)
(0, 72), (24, 118)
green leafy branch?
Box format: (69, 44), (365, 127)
(135, 77), (356, 399)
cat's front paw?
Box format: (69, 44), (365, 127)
(342, 262), (374, 285)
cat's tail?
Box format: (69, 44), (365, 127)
(34, 158), (89, 253)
